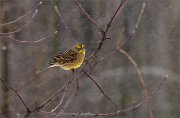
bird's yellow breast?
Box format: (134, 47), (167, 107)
(61, 53), (85, 70)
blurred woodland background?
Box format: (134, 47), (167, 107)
(0, 0), (180, 118)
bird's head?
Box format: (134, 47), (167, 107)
(74, 43), (85, 55)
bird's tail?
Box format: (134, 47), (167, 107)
(49, 55), (60, 65)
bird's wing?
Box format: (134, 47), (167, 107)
(52, 49), (77, 61)
(50, 49), (78, 65)
(63, 49), (78, 60)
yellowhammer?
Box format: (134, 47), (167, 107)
(49, 43), (85, 71)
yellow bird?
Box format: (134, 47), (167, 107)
(49, 43), (85, 71)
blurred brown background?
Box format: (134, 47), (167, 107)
(0, 0), (180, 118)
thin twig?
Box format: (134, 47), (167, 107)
(88, 2), (145, 70)
(95, 49), (118, 66)
(83, 70), (130, 117)
(120, 2), (145, 48)
(0, 27), (23, 36)
(126, 75), (168, 111)
(73, 0), (103, 32)
(0, 1), (42, 27)
(116, 47), (154, 118)
(87, 0), (128, 60)
(58, 88), (78, 113)
(51, 85), (68, 112)
(39, 86), (79, 117)
(82, 70), (119, 108)
(35, 77), (75, 111)
(113, 4), (151, 116)
(73, 0), (128, 62)
(0, 78), (31, 113)
(39, 75), (167, 117)
(7, 30), (58, 43)
(54, 6), (77, 44)
(0, 6), (40, 36)
(24, 76), (78, 117)
(105, 0), (128, 33)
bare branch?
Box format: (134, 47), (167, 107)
(87, 0), (128, 61)
(126, 75), (168, 111)
(82, 70), (130, 117)
(54, 6), (77, 44)
(35, 77), (75, 111)
(116, 47), (154, 118)
(58, 88), (78, 113)
(73, 0), (103, 32)
(51, 85), (68, 112)
(92, 2), (145, 68)
(0, 2), (42, 36)
(7, 30), (58, 43)
(120, 2), (146, 48)
(0, 27), (23, 36)
(38, 75), (167, 117)
(0, 78), (31, 113)
(39, 88), (79, 117)
(105, 0), (128, 33)
(0, 1), (42, 27)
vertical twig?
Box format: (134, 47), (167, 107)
(120, 2), (146, 48)
(116, 47), (154, 118)
(51, 87), (68, 112)
(87, 0), (128, 60)
(116, 3), (154, 118)
(54, 6), (77, 44)
(56, 88), (78, 117)
(105, 0), (128, 33)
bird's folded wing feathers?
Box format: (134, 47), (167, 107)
(52, 49), (78, 62)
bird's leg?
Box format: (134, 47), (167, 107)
(72, 69), (75, 76)
(76, 77), (79, 90)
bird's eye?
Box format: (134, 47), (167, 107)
(81, 44), (84, 48)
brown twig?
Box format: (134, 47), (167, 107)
(0, 1), (42, 27)
(0, 27), (23, 36)
(94, 0), (128, 55)
(24, 77), (76, 117)
(0, 8), (39, 36)
(51, 86), (68, 112)
(54, 5), (77, 44)
(82, 70), (130, 118)
(73, 0), (103, 32)
(87, 0), (128, 60)
(90, 2), (145, 69)
(105, 0), (128, 34)
(39, 84), (80, 117)
(36, 77), (75, 111)
(116, 47), (154, 118)
(82, 70), (119, 109)
(7, 30), (57, 44)
(0, 78), (31, 113)
(120, 2), (145, 48)
(57, 88), (79, 114)
(38, 76), (167, 117)
(0, 1), (42, 36)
